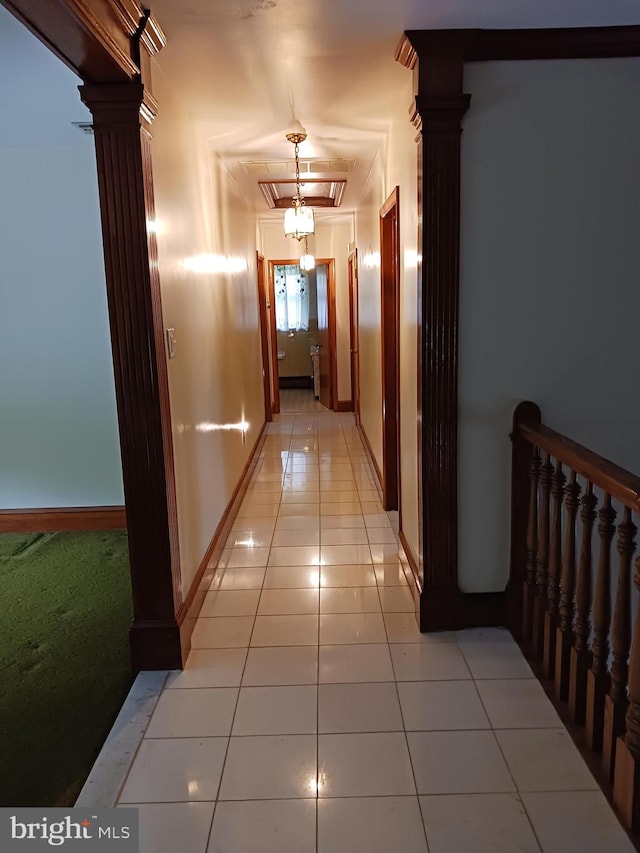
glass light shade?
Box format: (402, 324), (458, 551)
(284, 204), (315, 240)
(300, 253), (315, 271)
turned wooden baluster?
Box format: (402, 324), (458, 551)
(569, 481), (597, 724)
(533, 453), (553, 661)
(613, 556), (640, 831)
(555, 470), (580, 700)
(522, 449), (540, 646)
(603, 507), (637, 781)
(544, 459), (565, 680)
(586, 492), (616, 752)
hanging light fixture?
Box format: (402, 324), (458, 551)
(300, 235), (315, 271)
(284, 120), (315, 240)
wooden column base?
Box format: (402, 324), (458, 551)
(614, 736), (640, 832)
(520, 582), (536, 646)
(586, 669), (610, 753)
(554, 627), (573, 701)
(420, 588), (465, 631)
(603, 696), (627, 782)
(505, 580), (523, 641)
(130, 620), (184, 671)
(568, 646), (591, 724)
(543, 611), (558, 680)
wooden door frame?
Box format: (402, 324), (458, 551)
(380, 187), (401, 514)
(348, 250), (360, 425)
(266, 258), (337, 411)
(256, 252), (272, 423)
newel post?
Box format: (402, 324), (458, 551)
(507, 402), (542, 642)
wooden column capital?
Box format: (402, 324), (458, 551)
(411, 94), (471, 132)
(80, 83), (158, 130)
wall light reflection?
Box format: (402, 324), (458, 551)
(183, 254), (248, 275)
(363, 251), (381, 269)
(195, 421), (250, 434)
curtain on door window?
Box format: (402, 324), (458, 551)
(275, 265), (309, 332)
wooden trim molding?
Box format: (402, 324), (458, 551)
(177, 423), (268, 656)
(0, 0), (166, 84)
(0, 506), (126, 533)
(256, 252), (272, 424)
(336, 400), (353, 412)
(80, 81), (182, 672)
(356, 422), (383, 497)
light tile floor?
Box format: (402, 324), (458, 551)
(115, 411), (635, 853)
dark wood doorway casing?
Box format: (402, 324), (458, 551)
(256, 253), (272, 423)
(266, 258), (337, 411)
(4, 0), (186, 669)
(380, 189), (401, 514)
(348, 251), (360, 425)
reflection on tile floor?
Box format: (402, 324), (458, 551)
(115, 411), (635, 853)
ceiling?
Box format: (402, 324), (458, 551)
(150, 0), (640, 214)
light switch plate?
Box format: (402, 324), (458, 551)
(166, 328), (176, 359)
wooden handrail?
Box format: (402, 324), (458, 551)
(517, 419), (640, 513)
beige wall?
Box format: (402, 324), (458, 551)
(151, 64), (264, 599)
(259, 217), (354, 404)
(354, 80), (420, 569)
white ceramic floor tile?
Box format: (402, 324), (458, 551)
(269, 545), (321, 566)
(390, 643), (471, 681)
(321, 544), (372, 565)
(476, 679), (561, 728)
(321, 515), (365, 529)
(199, 589), (260, 617)
(364, 513), (392, 528)
(320, 565), (376, 587)
(258, 588), (319, 615)
(165, 649), (247, 689)
(219, 735), (317, 800)
(420, 793), (541, 853)
(320, 528), (369, 545)
(320, 613), (387, 644)
(132, 802), (215, 853)
(210, 568), (266, 591)
(459, 639), (534, 679)
(318, 732), (415, 797)
(191, 617), (254, 649)
(320, 491), (361, 503)
(398, 681), (490, 730)
(318, 797), (428, 853)
(378, 586), (415, 612)
(496, 729), (599, 792)
(319, 682), (403, 733)
(233, 685), (317, 735)
(208, 800), (316, 853)
(320, 587), (381, 613)
(119, 738), (227, 803)
(276, 515), (320, 530)
(278, 503), (320, 517)
(272, 528), (321, 547)
(321, 502), (363, 516)
(384, 613), (455, 644)
(242, 646), (318, 686)
(369, 543), (401, 564)
(374, 564), (409, 586)
(145, 688), (237, 738)
(251, 615), (319, 646)
(263, 565), (321, 589)
(522, 791), (635, 853)
(228, 530), (273, 548)
(408, 731), (515, 794)
(366, 527), (399, 544)
(281, 491), (320, 503)
(318, 643), (394, 683)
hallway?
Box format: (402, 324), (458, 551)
(110, 411), (632, 852)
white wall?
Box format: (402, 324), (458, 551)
(151, 64), (265, 599)
(354, 81), (421, 571)
(0, 9), (122, 509)
(459, 57), (640, 592)
(259, 218), (354, 404)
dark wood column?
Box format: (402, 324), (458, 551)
(80, 82), (183, 671)
(397, 34), (471, 630)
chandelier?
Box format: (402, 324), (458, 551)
(284, 120), (315, 241)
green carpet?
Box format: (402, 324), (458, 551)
(0, 530), (133, 806)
